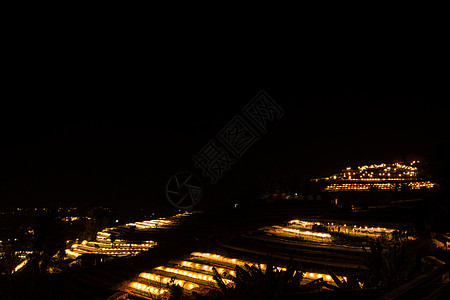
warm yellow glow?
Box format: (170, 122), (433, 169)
(324, 181), (437, 192)
(139, 272), (200, 290)
(263, 226), (332, 242)
(151, 267), (233, 285)
(288, 220), (322, 228)
(277, 226), (331, 238)
(303, 271), (335, 282)
(317, 162), (436, 192)
(13, 260), (28, 273)
(65, 249), (81, 258)
(130, 253), (347, 297)
(190, 252), (285, 272)
(177, 260), (235, 275)
(129, 282), (167, 295)
(66, 239), (156, 258)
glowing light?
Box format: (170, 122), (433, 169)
(13, 260), (28, 273)
(265, 226), (332, 241)
(317, 162), (436, 192)
(129, 282), (168, 295)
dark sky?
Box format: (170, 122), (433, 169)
(0, 42), (447, 209)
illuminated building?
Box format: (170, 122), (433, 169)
(313, 161), (438, 192)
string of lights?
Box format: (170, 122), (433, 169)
(313, 161), (438, 192)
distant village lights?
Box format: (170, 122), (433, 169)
(314, 161), (437, 192)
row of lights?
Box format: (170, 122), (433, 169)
(191, 252), (287, 272)
(356, 162), (418, 171)
(66, 240), (156, 258)
(140, 272), (199, 289)
(154, 267), (233, 285)
(97, 212), (193, 240)
(288, 220), (322, 228)
(348, 225), (396, 235)
(128, 282), (167, 296)
(286, 219), (397, 237)
(0, 250), (33, 259)
(344, 177), (414, 181)
(325, 181), (437, 191)
(179, 260), (236, 276)
(329, 162), (420, 182)
(126, 219), (173, 230)
(263, 226), (332, 243)
(65, 212), (197, 263)
(272, 226), (332, 239)
(325, 183), (393, 191)
(289, 220), (396, 233)
(126, 252), (347, 298)
(86, 212), (195, 254)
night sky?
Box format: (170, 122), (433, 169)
(1, 54), (447, 210)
